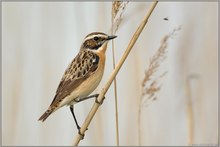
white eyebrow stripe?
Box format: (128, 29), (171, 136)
(83, 34), (107, 42)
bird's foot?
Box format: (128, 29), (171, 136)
(78, 129), (85, 140)
(95, 94), (105, 105)
(77, 126), (88, 140)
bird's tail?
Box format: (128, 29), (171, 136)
(38, 107), (54, 122)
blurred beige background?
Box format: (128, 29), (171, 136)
(2, 2), (218, 146)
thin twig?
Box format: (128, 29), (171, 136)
(111, 1), (128, 145)
(72, 1), (158, 145)
(112, 41), (120, 146)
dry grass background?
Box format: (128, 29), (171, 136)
(2, 2), (218, 146)
(138, 27), (181, 145)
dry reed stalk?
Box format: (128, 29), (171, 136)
(186, 76), (193, 145)
(111, 1), (129, 145)
(186, 74), (199, 145)
(111, 1), (121, 146)
(138, 26), (181, 145)
(72, 1), (158, 145)
(111, 36), (120, 146)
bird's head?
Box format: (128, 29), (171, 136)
(81, 32), (117, 53)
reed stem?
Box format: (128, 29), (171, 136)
(72, 1), (158, 145)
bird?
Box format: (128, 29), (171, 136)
(38, 32), (117, 136)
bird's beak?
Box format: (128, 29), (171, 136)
(107, 35), (117, 40)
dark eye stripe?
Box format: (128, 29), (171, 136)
(90, 44), (102, 50)
(83, 37), (104, 50)
(94, 37), (99, 41)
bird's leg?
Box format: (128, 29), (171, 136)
(70, 105), (84, 139)
(70, 105), (80, 130)
(74, 94), (99, 103)
(76, 94), (106, 105)
(74, 93), (105, 105)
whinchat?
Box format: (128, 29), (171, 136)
(38, 32), (117, 136)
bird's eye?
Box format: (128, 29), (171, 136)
(93, 37), (99, 41)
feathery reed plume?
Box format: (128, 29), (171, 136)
(138, 26), (181, 145)
(111, 1), (129, 145)
(112, 1), (129, 34)
(112, 1), (122, 19)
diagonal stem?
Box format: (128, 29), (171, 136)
(72, 1), (158, 145)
